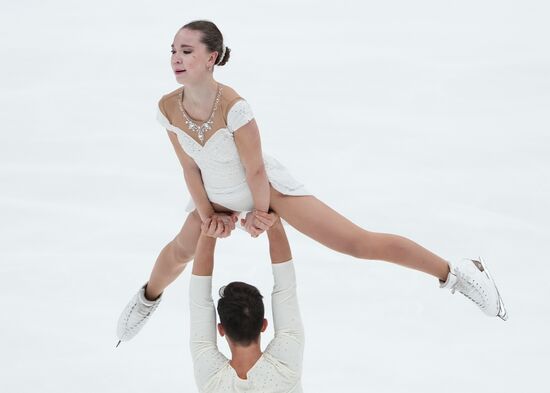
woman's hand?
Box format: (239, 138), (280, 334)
(202, 212), (238, 238)
(240, 210), (279, 238)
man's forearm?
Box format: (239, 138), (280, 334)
(246, 167), (270, 213)
(192, 235), (217, 276)
(267, 220), (292, 264)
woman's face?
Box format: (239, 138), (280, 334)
(171, 28), (216, 84)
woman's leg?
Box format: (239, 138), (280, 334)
(269, 187), (450, 280)
(144, 210), (202, 300)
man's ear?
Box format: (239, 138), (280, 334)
(217, 323), (225, 337)
(261, 318), (268, 333)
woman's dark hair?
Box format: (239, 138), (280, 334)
(182, 20), (231, 66)
(217, 282), (264, 346)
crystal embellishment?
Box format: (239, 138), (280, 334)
(178, 85), (223, 144)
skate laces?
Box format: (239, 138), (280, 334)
(123, 295), (160, 336)
(452, 261), (489, 310)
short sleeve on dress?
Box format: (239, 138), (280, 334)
(227, 99), (254, 133)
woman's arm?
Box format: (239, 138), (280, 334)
(167, 132), (237, 236)
(167, 131), (215, 221)
(233, 119), (270, 213)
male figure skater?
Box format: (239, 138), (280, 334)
(190, 211), (304, 392)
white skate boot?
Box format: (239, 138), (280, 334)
(440, 258), (508, 320)
(116, 283), (162, 346)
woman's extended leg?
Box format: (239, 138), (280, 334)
(269, 187), (450, 280)
(144, 210), (202, 300)
(116, 207), (241, 343)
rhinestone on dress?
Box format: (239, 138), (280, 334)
(178, 85), (223, 144)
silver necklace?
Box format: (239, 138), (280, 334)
(178, 85), (223, 144)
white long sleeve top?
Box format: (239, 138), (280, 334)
(189, 260), (304, 392)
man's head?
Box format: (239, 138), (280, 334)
(217, 282), (267, 346)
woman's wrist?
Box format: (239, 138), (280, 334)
(198, 207), (215, 222)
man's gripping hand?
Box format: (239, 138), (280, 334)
(202, 213), (238, 238)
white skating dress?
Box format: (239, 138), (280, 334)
(157, 85), (309, 213)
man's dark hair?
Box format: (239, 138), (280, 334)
(217, 282), (264, 346)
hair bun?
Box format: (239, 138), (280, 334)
(182, 20), (230, 68)
(217, 46), (231, 66)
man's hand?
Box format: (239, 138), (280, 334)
(255, 210), (280, 231)
(202, 213), (238, 238)
(240, 212), (262, 238)
(240, 210), (280, 238)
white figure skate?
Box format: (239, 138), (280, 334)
(440, 258), (508, 320)
(116, 284), (162, 347)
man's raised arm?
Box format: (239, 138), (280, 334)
(261, 213), (305, 373)
(189, 218), (229, 389)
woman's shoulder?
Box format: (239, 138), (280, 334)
(219, 84), (249, 118)
(158, 86), (183, 107)
(218, 84), (255, 129)
(158, 86), (183, 119)
(219, 84), (242, 103)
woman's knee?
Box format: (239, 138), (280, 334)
(189, 209), (201, 222)
(170, 238), (194, 263)
(171, 210), (201, 263)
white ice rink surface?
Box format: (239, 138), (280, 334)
(1, 1), (549, 392)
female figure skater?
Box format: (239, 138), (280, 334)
(117, 20), (507, 345)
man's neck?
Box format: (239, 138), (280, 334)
(229, 342), (263, 380)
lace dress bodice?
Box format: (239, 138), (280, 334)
(157, 87), (308, 212)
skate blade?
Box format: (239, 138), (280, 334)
(497, 295), (508, 321)
(475, 257), (508, 321)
